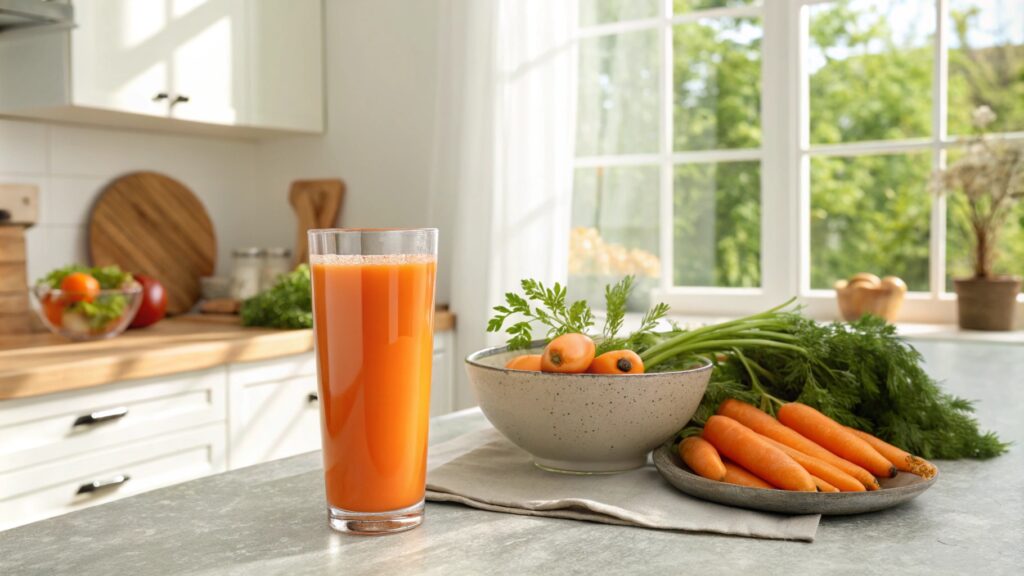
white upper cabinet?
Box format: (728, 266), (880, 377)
(164, 0), (248, 125)
(246, 0), (323, 132)
(0, 0), (323, 136)
(71, 0), (177, 118)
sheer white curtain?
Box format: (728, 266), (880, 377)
(431, 0), (578, 408)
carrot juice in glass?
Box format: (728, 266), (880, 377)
(308, 228), (437, 535)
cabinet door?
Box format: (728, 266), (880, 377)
(245, 0), (324, 132)
(0, 423), (226, 531)
(227, 354), (321, 469)
(0, 367), (226, 473)
(168, 0), (248, 125)
(431, 331), (455, 417)
(71, 0), (172, 117)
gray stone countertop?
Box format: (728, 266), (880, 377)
(1, 339), (1022, 576)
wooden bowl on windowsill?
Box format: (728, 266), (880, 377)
(834, 273), (907, 323)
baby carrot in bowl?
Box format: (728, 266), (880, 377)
(589, 350), (644, 374)
(679, 437), (726, 481)
(541, 333), (595, 373)
(505, 354), (543, 372)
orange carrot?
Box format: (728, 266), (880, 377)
(761, 436), (866, 492)
(846, 426), (937, 480)
(588, 350), (644, 374)
(541, 333), (596, 373)
(505, 354), (543, 371)
(721, 460), (773, 489)
(811, 475), (839, 493)
(702, 415), (816, 492)
(717, 399), (881, 490)
(778, 403), (897, 479)
(679, 437), (726, 481)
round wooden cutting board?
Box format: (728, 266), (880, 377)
(88, 171), (216, 315)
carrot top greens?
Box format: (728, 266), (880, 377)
(488, 279), (595, 349)
(488, 276), (1008, 460)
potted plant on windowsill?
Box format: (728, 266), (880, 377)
(931, 106), (1024, 331)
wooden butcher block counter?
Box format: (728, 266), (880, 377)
(0, 311), (455, 401)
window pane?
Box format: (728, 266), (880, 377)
(945, 146), (1024, 289)
(810, 153), (932, 290)
(570, 166), (661, 310)
(673, 18), (761, 151)
(674, 0), (760, 13)
(580, 0), (659, 27)
(674, 161), (760, 287)
(576, 30), (660, 156)
(808, 0), (934, 145)
(947, 0), (1024, 135)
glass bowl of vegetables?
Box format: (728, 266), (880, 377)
(31, 265), (143, 341)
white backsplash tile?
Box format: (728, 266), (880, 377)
(23, 225), (47, 285)
(2, 119), (256, 278)
(44, 176), (106, 226)
(0, 119), (48, 174)
(25, 225), (90, 283)
(45, 225), (90, 269)
(48, 124), (254, 183)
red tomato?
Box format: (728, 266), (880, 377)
(130, 274), (168, 328)
(41, 293), (65, 327)
(59, 272), (100, 303)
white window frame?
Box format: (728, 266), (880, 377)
(573, 0), (1024, 324)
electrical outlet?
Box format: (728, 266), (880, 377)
(0, 184), (39, 226)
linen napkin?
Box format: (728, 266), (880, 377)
(426, 428), (820, 542)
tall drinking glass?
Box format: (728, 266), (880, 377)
(308, 228), (437, 535)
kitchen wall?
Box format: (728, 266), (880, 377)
(3, 0), (448, 304)
(0, 118), (256, 284)
(253, 0), (445, 298)
(2, 0), (445, 292)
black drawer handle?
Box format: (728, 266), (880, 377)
(307, 393), (319, 403)
(77, 474), (131, 495)
(73, 407), (129, 427)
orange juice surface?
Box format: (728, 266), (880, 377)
(312, 255), (436, 512)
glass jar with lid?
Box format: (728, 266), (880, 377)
(231, 248), (266, 299)
(261, 248), (293, 291)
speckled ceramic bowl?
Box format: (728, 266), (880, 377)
(465, 343), (713, 474)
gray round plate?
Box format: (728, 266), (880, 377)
(653, 444), (938, 515)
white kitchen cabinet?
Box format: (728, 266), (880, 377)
(245, 0), (324, 132)
(0, 367), (228, 530)
(166, 0), (249, 126)
(0, 423), (226, 531)
(226, 353), (321, 469)
(431, 331), (455, 416)
(0, 367), (227, 472)
(0, 0), (323, 137)
(70, 0), (184, 119)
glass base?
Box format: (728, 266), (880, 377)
(328, 499), (424, 535)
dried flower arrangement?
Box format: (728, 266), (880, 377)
(930, 106), (1024, 278)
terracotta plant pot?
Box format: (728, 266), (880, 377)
(953, 276), (1021, 331)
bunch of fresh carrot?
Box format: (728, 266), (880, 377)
(680, 399), (937, 492)
(505, 333), (645, 375)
